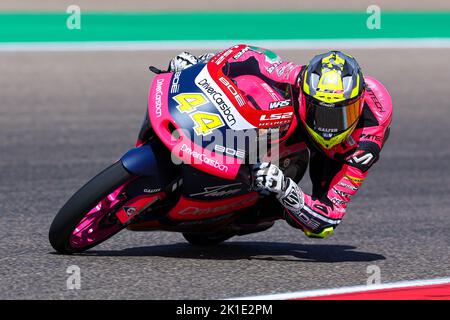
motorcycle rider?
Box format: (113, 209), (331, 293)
(168, 45), (392, 239)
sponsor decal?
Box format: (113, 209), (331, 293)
(284, 64), (296, 80)
(318, 101), (335, 107)
(338, 182), (359, 191)
(123, 206), (137, 217)
(197, 78), (237, 126)
(332, 187), (352, 199)
(215, 48), (234, 65)
(143, 188), (161, 194)
(346, 148), (377, 172)
(233, 46), (250, 60)
(189, 183), (242, 197)
(277, 63), (292, 77)
(360, 133), (383, 142)
(331, 197), (348, 206)
(281, 183), (304, 212)
(259, 112), (293, 127)
(180, 144), (228, 172)
(277, 65), (287, 76)
(178, 196), (255, 215)
(218, 77), (245, 106)
(266, 61), (282, 74)
(282, 190), (301, 210)
(269, 99), (291, 110)
(154, 78), (164, 118)
(195, 67), (254, 130)
(294, 211), (321, 231)
(367, 87), (385, 113)
(261, 83), (280, 100)
(214, 144), (246, 159)
(347, 149), (374, 165)
(260, 112), (293, 121)
(345, 174), (365, 185)
(170, 71), (181, 94)
(318, 127), (338, 133)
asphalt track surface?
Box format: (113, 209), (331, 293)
(1, 48), (450, 299)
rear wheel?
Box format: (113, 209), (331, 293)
(182, 232), (234, 246)
(49, 162), (134, 254)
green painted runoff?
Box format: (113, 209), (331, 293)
(0, 11), (449, 42)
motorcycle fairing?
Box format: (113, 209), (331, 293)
(148, 71), (243, 180)
(207, 45), (296, 129)
(148, 44), (297, 181)
(167, 192), (259, 221)
(116, 193), (164, 225)
(179, 164), (251, 201)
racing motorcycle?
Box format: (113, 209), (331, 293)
(49, 45), (309, 254)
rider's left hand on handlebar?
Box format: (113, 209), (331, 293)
(168, 52), (198, 72)
(252, 162), (287, 197)
(253, 162), (305, 212)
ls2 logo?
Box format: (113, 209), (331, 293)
(260, 112), (293, 121)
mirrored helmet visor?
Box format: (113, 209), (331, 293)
(305, 97), (361, 136)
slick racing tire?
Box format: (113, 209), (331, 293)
(49, 162), (134, 254)
(182, 232), (234, 246)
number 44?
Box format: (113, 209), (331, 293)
(173, 93), (224, 136)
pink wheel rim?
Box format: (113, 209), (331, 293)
(69, 184), (126, 249)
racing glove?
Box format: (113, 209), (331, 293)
(168, 52), (198, 72)
(197, 53), (216, 63)
(253, 162), (304, 214)
(253, 162), (335, 239)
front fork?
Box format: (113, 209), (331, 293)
(117, 139), (180, 225)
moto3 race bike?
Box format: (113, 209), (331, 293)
(49, 45), (309, 254)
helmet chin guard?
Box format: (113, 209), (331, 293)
(298, 51), (365, 149)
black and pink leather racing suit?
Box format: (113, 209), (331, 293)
(223, 45), (393, 237)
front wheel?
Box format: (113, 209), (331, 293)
(49, 162), (134, 254)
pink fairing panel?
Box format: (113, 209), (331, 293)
(116, 193), (165, 224)
(148, 73), (242, 180)
(230, 44), (304, 86)
(148, 72), (173, 137)
(206, 45), (296, 130)
(233, 75), (284, 111)
(170, 130), (243, 179)
(168, 192), (259, 221)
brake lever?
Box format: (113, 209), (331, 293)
(149, 66), (170, 74)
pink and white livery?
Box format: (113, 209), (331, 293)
(49, 44), (392, 254)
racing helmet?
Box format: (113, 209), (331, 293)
(299, 51), (365, 149)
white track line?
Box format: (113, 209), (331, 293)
(1, 38), (450, 52)
(230, 277), (450, 300)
